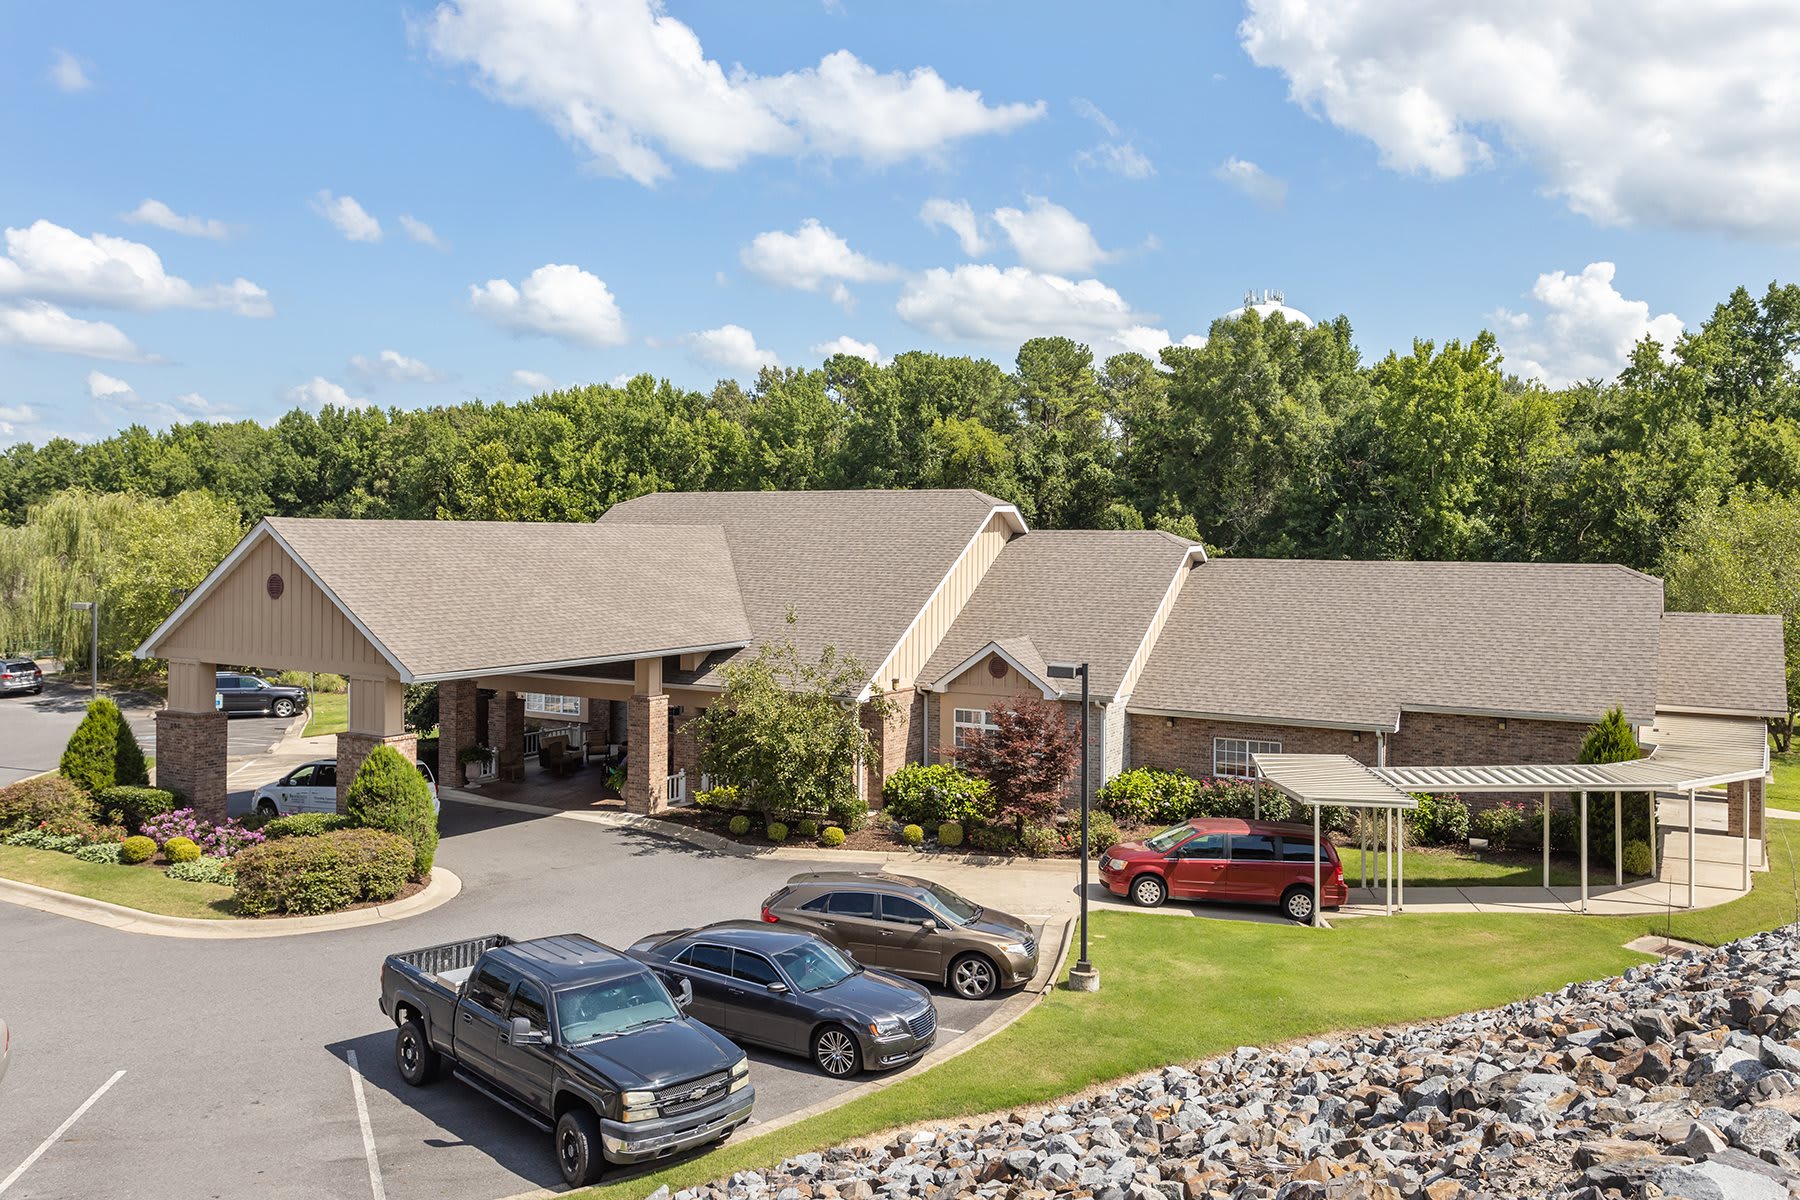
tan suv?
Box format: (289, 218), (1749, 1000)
(761, 872), (1039, 999)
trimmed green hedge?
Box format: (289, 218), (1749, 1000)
(881, 764), (993, 828)
(345, 746), (438, 879)
(232, 829), (413, 916)
(264, 812), (354, 839)
(95, 786), (178, 834)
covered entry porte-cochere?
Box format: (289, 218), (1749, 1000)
(1254, 711), (1772, 922)
(135, 517), (754, 820)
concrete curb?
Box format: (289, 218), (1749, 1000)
(439, 788), (1079, 875)
(0, 865), (462, 939)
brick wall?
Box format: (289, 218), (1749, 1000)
(671, 710), (702, 785)
(334, 731), (419, 813)
(437, 680), (479, 786)
(1727, 777), (1765, 840)
(487, 692), (525, 782)
(1128, 715), (1377, 780)
(1387, 712), (1589, 770)
(154, 710), (229, 822)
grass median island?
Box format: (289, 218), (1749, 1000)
(0, 844), (235, 919)
(303, 691), (348, 738)
(1337, 844), (1584, 888)
(573, 825), (1800, 1200)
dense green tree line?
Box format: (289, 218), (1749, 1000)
(7, 283), (1799, 573)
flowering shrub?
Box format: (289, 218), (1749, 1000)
(1471, 801), (1529, 851)
(0, 775), (95, 835)
(139, 809), (266, 858)
(167, 856), (236, 886)
(73, 842), (124, 865)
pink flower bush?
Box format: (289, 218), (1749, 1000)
(139, 808), (266, 858)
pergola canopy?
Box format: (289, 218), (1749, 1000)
(1253, 753), (1419, 809)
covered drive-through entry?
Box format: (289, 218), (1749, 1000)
(136, 517), (754, 820)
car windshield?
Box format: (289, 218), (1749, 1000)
(556, 970), (680, 1043)
(1144, 824), (1197, 852)
(772, 940), (860, 991)
(921, 882), (980, 925)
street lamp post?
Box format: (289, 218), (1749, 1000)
(69, 601), (98, 699)
(1048, 661), (1098, 992)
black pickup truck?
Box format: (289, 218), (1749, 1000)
(380, 932), (754, 1187)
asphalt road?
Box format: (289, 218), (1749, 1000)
(0, 682), (293, 788)
(0, 800), (1039, 1200)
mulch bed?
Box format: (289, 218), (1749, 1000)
(650, 808), (1140, 860)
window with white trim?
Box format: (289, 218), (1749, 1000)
(1212, 737), (1282, 779)
(952, 708), (1000, 748)
(524, 693), (583, 718)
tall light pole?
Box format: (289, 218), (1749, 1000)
(69, 601), (98, 699)
(1048, 661), (1098, 992)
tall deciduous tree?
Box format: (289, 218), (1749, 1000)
(954, 695), (1078, 835)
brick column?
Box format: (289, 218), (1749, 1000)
(336, 677), (416, 812)
(671, 710), (702, 787)
(156, 660), (228, 822)
(1726, 777), (1765, 841)
(438, 679), (479, 788)
(625, 692), (668, 814)
(861, 688), (914, 807)
(488, 690), (525, 781)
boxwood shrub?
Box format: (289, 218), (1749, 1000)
(119, 835), (157, 864)
(95, 786), (178, 834)
(232, 829), (413, 916)
(794, 819), (819, 839)
(900, 823), (924, 846)
(766, 822), (789, 843)
(881, 764), (992, 828)
(727, 815), (752, 836)
(264, 812), (354, 839)
(164, 836), (201, 864)
(937, 821), (964, 848)
(820, 826), (846, 847)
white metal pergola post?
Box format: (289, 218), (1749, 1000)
(1687, 787), (1697, 910)
(1541, 791), (1551, 890)
(1579, 790), (1589, 913)
(1620, 788), (1634, 892)
(1312, 803), (1321, 928)
(1384, 807), (1393, 915)
(1648, 791), (1658, 876)
(1742, 790), (1752, 893)
(1396, 804), (1405, 910)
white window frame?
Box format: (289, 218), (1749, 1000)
(952, 707), (1000, 749)
(523, 692), (584, 718)
(1212, 736), (1282, 779)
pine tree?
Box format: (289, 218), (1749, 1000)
(59, 697), (145, 793)
(1578, 705), (1647, 859)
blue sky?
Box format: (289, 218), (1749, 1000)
(3, 1), (1797, 446)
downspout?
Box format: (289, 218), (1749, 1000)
(920, 687), (931, 766)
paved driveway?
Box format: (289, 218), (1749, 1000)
(0, 682), (292, 788)
(0, 801), (1045, 1200)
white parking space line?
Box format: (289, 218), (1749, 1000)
(0, 1070), (126, 1197)
(346, 1050), (387, 1200)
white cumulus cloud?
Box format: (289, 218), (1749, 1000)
(1072, 99), (1154, 180)
(897, 265), (1145, 344)
(49, 51), (90, 93)
(312, 191), (382, 242)
(471, 263), (627, 346)
(1492, 261), (1684, 388)
(1215, 157), (1287, 211)
(0, 301), (146, 361)
(350, 349), (444, 383)
(919, 198), (987, 256)
(286, 377), (371, 412)
(398, 215), (444, 248)
(512, 368), (557, 391)
(1240, 0), (1800, 239)
(122, 200), (231, 240)
(0, 220), (271, 316)
(87, 371), (133, 399)
(417, 0), (1044, 186)
(740, 219), (899, 305)
(991, 196), (1112, 275)
(811, 335), (883, 364)
(688, 324), (779, 373)
(1112, 325), (1208, 360)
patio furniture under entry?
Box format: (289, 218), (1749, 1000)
(540, 736), (584, 777)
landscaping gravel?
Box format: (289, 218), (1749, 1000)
(669, 928), (1800, 1200)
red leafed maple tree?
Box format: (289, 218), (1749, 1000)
(955, 694), (1079, 834)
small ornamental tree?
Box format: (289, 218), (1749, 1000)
(59, 696), (149, 793)
(954, 695), (1079, 836)
(345, 745), (439, 879)
(1578, 705), (1646, 859)
(691, 625), (888, 827)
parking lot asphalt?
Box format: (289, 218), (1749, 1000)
(0, 682), (293, 788)
(0, 799), (1048, 1200)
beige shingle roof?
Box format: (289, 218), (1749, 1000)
(263, 518), (750, 680)
(598, 489), (1018, 687)
(1130, 559), (1666, 728)
(1657, 611), (1788, 717)
(919, 529), (1202, 700)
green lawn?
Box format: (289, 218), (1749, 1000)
(303, 692), (348, 738)
(574, 825), (1800, 1200)
(1769, 748), (1798, 813)
(0, 844), (235, 919)
(1337, 845), (1585, 888)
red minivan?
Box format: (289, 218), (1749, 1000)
(1099, 817), (1348, 922)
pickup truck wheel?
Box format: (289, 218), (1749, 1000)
(395, 1019), (440, 1086)
(812, 1025), (861, 1077)
(555, 1108), (605, 1188)
(272, 698), (295, 718)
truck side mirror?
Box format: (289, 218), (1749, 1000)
(674, 978), (693, 1009)
(507, 1016), (548, 1046)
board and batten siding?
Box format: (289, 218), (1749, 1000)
(875, 512), (1015, 691)
(153, 534), (396, 678)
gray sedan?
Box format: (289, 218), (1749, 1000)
(627, 922), (937, 1078)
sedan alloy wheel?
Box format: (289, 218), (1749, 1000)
(812, 1025), (860, 1077)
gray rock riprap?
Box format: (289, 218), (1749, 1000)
(672, 929), (1800, 1200)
